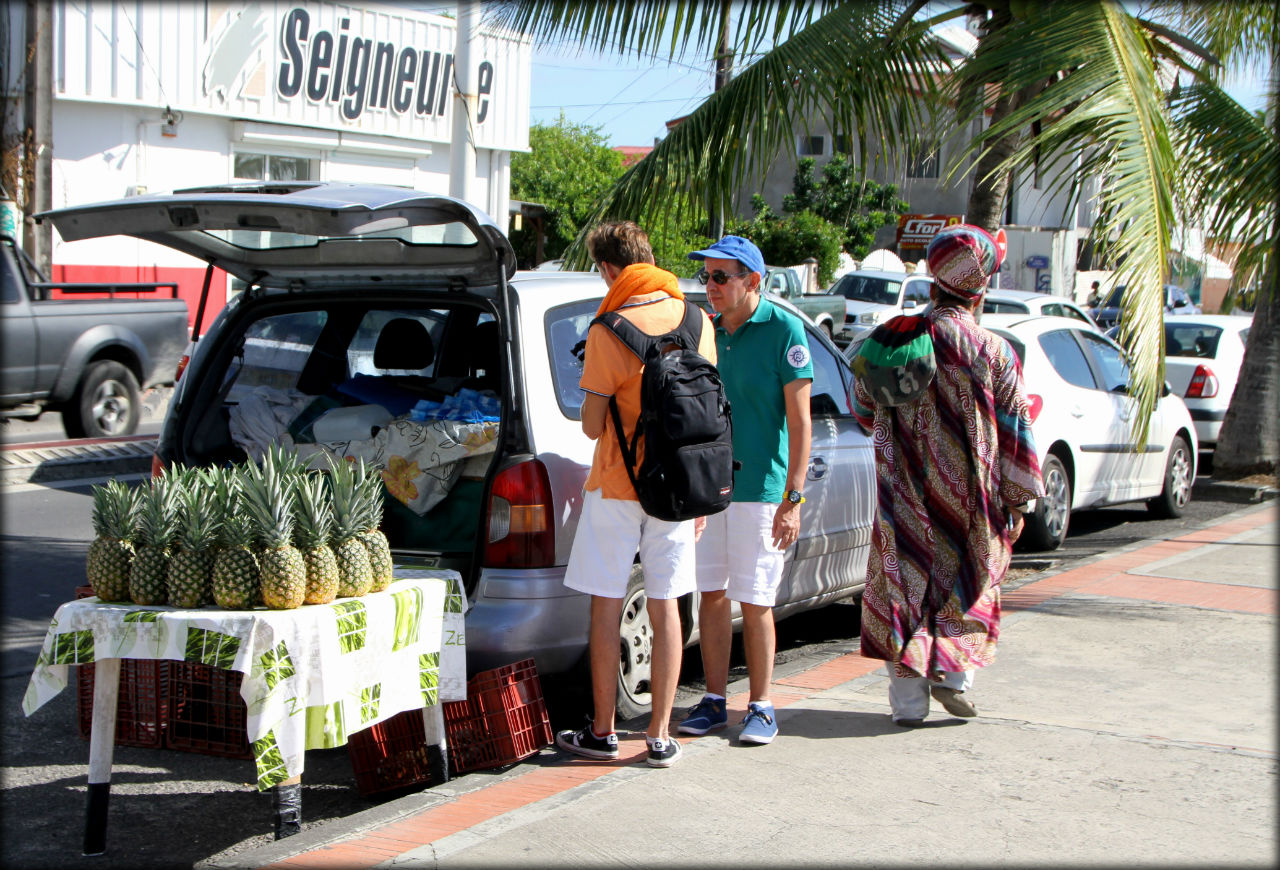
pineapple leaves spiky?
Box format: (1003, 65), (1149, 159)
(128, 477), (176, 605)
(166, 470), (221, 609)
(326, 455), (373, 598)
(242, 450), (306, 609)
(354, 461), (394, 593)
(293, 470), (339, 605)
(210, 465), (261, 610)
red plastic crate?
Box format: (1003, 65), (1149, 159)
(346, 658), (553, 795)
(165, 661), (253, 759)
(346, 709), (444, 797)
(76, 659), (169, 748)
(443, 658), (553, 774)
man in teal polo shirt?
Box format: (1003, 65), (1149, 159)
(678, 235), (813, 745)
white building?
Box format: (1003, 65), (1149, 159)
(3, 1), (531, 325)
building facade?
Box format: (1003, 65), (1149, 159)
(3, 1), (531, 326)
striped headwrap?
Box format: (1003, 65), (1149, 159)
(926, 224), (1004, 300)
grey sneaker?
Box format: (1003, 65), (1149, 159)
(645, 736), (683, 768)
(556, 720), (619, 760)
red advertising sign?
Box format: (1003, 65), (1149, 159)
(897, 214), (963, 249)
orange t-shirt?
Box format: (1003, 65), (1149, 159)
(581, 293), (718, 499)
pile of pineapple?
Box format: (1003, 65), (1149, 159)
(85, 445), (395, 610)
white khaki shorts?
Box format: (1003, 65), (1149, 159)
(695, 501), (786, 607)
(563, 489), (697, 600)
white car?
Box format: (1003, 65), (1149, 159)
(980, 289), (1100, 331)
(827, 269), (935, 343)
(986, 317), (1198, 550)
(1159, 314), (1253, 454)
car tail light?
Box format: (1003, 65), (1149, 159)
(1026, 394), (1044, 423)
(150, 454), (165, 478)
(174, 353), (190, 382)
(1185, 364), (1219, 398)
(484, 459), (555, 568)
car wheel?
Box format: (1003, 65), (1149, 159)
(616, 565), (653, 720)
(1148, 435), (1193, 518)
(821, 321), (833, 341)
(63, 361), (140, 438)
(1023, 454), (1070, 550)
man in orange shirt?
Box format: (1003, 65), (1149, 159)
(556, 221), (716, 768)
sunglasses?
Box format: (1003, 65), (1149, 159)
(696, 268), (751, 286)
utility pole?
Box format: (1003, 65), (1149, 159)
(449, 0), (481, 210)
(23, 0), (52, 274)
(708, 0), (733, 239)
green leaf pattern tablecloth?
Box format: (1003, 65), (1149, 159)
(23, 569), (467, 791)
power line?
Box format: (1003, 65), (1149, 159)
(532, 97), (702, 109)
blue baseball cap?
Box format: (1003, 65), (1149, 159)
(688, 235), (766, 277)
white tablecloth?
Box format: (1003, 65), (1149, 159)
(23, 568), (467, 791)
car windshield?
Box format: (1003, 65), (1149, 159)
(832, 275), (900, 305)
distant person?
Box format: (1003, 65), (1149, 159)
(1087, 281), (1102, 309)
(555, 220), (716, 768)
(851, 224), (1044, 726)
(678, 235), (813, 746)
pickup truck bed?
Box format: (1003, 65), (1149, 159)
(1, 236), (189, 437)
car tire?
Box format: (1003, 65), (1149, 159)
(1022, 454), (1070, 550)
(1148, 435), (1193, 519)
(63, 361), (140, 439)
(616, 565), (653, 721)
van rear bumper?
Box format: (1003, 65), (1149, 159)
(464, 567), (591, 677)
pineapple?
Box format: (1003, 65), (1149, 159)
(327, 456), (373, 598)
(355, 462), (394, 593)
(293, 471), (339, 605)
(167, 470), (221, 609)
(210, 466), (261, 610)
(242, 453), (307, 610)
(129, 476), (176, 605)
(86, 479), (138, 601)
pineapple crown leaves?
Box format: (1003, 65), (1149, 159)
(134, 478), (178, 548)
(90, 479), (139, 541)
(324, 454), (364, 540)
(241, 453), (298, 549)
(356, 463), (385, 531)
(174, 480), (222, 553)
(291, 471), (334, 549)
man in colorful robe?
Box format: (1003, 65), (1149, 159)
(851, 224), (1044, 726)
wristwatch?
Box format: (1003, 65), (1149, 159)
(785, 490), (805, 505)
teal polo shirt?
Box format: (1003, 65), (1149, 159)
(713, 295), (814, 503)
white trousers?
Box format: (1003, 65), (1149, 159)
(887, 668), (974, 721)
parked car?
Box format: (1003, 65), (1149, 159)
(761, 265), (846, 343)
(38, 182), (877, 719)
(827, 269), (935, 344)
(980, 289), (1099, 331)
(1, 235), (189, 437)
(985, 317), (1198, 549)
(1091, 283), (1201, 329)
(1148, 315), (1251, 455)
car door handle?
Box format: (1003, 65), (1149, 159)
(1071, 406), (1086, 418)
(808, 456), (828, 481)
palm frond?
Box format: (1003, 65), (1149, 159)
(550, 2), (951, 267)
(948, 1), (1177, 441)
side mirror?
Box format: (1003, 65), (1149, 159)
(1162, 380), (1173, 397)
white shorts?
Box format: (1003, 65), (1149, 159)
(563, 489), (697, 600)
(695, 502), (786, 607)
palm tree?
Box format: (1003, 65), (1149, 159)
(492, 0), (1274, 473)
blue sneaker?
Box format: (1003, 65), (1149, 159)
(677, 695), (728, 735)
(739, 702), (778, 745)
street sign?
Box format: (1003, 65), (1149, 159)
(1025, 255), (1049, 269)
(897, 213), (963, 249)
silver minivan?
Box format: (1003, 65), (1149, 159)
(39, 183), (877, 717)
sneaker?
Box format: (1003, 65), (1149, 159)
(555, 720), (619, 760)
(739, 702), (778, 745)
(646, 736), (683, 768)
(677, 695), (728, 735)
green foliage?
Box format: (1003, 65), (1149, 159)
(781, 156), (911, 259)
(727, 201), (844, 287)
(509, 116), (625, 268)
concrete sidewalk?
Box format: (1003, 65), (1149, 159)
(207, 502), (1277, 870)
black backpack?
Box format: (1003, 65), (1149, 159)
(591, 300), (735, 521)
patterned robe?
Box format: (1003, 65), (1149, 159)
(852, 306), (1043, 677)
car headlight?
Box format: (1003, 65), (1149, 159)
(858, 311), (884, 325)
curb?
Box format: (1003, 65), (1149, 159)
(0, 437), (157, 486)
(1191, 477), (1279, 504)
